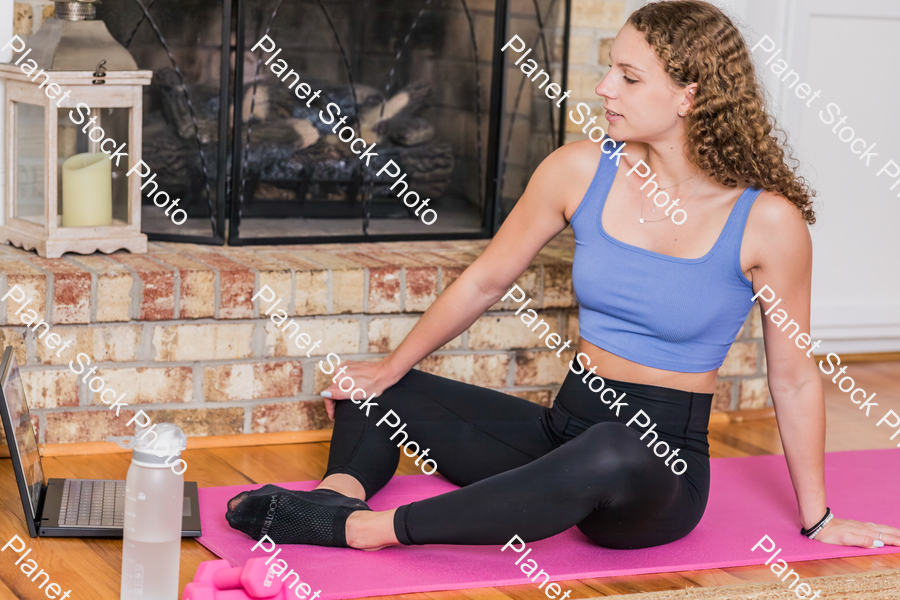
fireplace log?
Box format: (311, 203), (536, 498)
(150, 66), (452, 212)
(389, 116), (436, 147)
(154, 67), (208, 141)
(367, 141), (454, 199)
(358, 81), (432, 143)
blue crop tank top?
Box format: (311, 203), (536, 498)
(570, 141), (764, 373)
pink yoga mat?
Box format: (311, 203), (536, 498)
(195, 449), (900, 599)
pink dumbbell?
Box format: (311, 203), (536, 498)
(184, 557), (287, 599)
(184, 585), (271, 600)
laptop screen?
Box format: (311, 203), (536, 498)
(1, 350), (45, 520)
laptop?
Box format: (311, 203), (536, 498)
(0, 346), (202, 538)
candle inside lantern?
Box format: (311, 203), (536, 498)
(61, 152), (113, 227)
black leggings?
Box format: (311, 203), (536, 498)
(324, 368), (712, 549)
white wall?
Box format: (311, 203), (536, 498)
(0, 0), (12, 62)
(0, 0), (12, 227)
(745, 0), (900, 354)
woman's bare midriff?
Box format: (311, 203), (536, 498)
(577, 338), (719, 395)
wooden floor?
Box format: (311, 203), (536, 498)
(1, 362), (899, 600)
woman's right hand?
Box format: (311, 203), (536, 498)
(320, 359), (404, 420)
(814, 517), (900, 549)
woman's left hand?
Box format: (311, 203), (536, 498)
(813, 517), (900, 548)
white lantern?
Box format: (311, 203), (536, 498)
(0, 0), (152, 257)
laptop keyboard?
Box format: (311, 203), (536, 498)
(58, 480), (125, 528)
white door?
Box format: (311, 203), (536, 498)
(745, 0), (900, 354)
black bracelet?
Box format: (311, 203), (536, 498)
(800, 507), (831, 537)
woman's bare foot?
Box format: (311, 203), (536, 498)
(345, 509), (400, 551)
(314, 474), (398, 550)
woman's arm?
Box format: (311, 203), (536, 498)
(320, 141), (600, 412)
(748, 193), (826, 529)
(747, 193), (900, 547)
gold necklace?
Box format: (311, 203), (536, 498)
(644, 154), (699, 213)
(639, 176), (703, 223)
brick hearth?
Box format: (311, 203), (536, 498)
(0, 230), (769, 445)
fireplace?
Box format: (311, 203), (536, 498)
(98, 0), (570, 244)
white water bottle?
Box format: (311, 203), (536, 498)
(120, 423), (187, 599)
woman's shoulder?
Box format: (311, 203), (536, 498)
(743, 188), (812, 267)
(534, 138), (608, 193)
(551, 138), (609, 170)
(746, 189), (809, 232)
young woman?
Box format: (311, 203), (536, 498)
(227, 0), (899, 552)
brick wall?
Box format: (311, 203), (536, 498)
(0, 230), (768, 446)
(13, 1), (54, 38)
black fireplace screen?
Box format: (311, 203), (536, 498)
(101, 0), (232, 243)
(100, 0), (570, 245)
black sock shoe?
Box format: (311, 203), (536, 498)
(225, 484), (371, 547)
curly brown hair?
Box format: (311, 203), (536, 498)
(627, 0), (816, 223)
